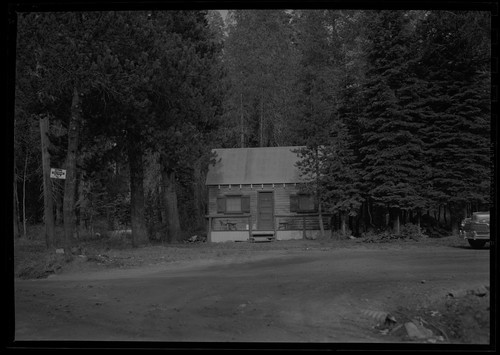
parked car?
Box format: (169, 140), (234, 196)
(460, 211), (490, 249)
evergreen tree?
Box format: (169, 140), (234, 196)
(358, 10), (427, 235)
(413, 11), (491, 234)
(148, 10), (224, 242)
(16, 12), (114, 247)
(223, 10), (299, 147)
(293, 10), (365, 237)
(319, 121), (364, 236)
(16, 10), (224, 245)
(84, 10), (223, 243)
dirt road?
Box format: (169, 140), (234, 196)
(14, 244), (490, 343)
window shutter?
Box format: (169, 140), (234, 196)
(313, 197), (319, 212)
(241, 196), (250, 213)
(290, 195), (299, 212)
(216, 197), (226, 213)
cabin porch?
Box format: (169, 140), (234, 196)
(206, 213), (331, 243)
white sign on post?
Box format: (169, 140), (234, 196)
(50, 168), (67, 179)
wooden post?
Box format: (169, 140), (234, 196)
(207, 216), (212, 242)
(40, 115), (55, 249)
(248, 215), (252, 241)
(273, 215), (277, 240)
(302, 215), (306, 239)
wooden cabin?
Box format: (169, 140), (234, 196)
(205, 146), (331, 242)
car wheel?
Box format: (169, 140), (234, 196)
(468, 240), (486, 249)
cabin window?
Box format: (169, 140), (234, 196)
(216, 195), (251, 214)
(226, 195), (242, 213)
(290, 194), (317, 213)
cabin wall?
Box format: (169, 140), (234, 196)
(206, 184), (331, 242)
(208, 184), (299, 227)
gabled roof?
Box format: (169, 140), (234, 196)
(205, 146), (306, 185)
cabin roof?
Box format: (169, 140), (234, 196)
(205, 146), (306, 185)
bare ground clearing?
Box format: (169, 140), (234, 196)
(13, 236), (491, 346)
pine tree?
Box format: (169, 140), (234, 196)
(292, 10), (365, 237)
(319, 122), (364, 236)
(16, 12), (114, 248)
(413, 11), (491, 234)
(223, 10), (299, 147)
(358, 11), (427, 235)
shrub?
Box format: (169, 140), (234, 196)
(15, 248), (72, 279)
(360, 228), (395, 243)
(330, 229), (353, 240)
(400, 223), (427, 240)
(360, 224), (427, 243)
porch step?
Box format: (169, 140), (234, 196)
(249, 231), (275, 243)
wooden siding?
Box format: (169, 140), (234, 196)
(275, 215), (332, 230)
(208, 184), (300, 222)
(207, 184), (331, 231)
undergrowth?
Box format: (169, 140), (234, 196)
(361, 224), (428, 243)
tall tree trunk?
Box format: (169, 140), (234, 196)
(360, 202), (366, 233)
(128, 139), (149, 247)
(158, 185), (166, 224)
(161, 165), (181, 243)
(393, 208), (400, 236)
(13, 173), (20, 239)
(449, 204), (461, 237)
(354, 214), (361, 236)
(193, 158), (207, 230)
(74, 172), (82, 239)
(417, 209), (421, 234)
(63, 87), (82, 249)
(318, 202), (325, 239)
(240, 93), (245, 148)
(192, 159), (200, 227)
(259, 98), (264, 147)
(314, 148), (324, 238)
(22, 154), (28, 238)
(40, 115), (55, 248)
(340, 211), (347, 237)
(55, 195), (63, 225)
(107, 206), (115, 230)
(366, 198), (375, 228)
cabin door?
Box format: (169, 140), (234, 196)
(257, 191), (274, 230)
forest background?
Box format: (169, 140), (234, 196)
(12, 9), (492, 248)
